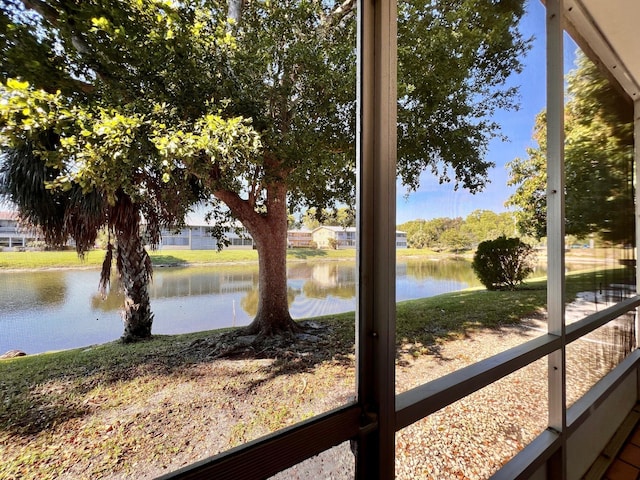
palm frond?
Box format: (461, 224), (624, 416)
(99, 242), (114, 298)
(0, 137), (67, 246)
(64, 186), (106, 256)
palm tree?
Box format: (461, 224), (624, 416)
(0, 136), (200, 342)
(101, 191), (154, 342)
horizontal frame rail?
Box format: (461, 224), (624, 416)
(158, 404), (361, 480)
(396, 333), (562, 430)
(490, 429), (562, 480)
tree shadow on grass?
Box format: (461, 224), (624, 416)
(184, 319), (356, 394)
(0, 318), (355, 437)
(149, 255), (190, 266)
(287, 249), (329, 259)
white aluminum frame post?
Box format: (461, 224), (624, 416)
(546, 0), (567, 477)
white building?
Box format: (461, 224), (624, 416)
(311, 226), (407, 249)
(0, 211), (38, 249)
(159, 223), (406, 251)
(158, 224), (254, 250)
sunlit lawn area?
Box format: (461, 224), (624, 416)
(0, 248), (309, 269)
(0, 250), (106, 269)
(0, 247), (450, 269)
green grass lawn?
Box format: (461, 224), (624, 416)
(0, 250), (106, 269)
(0, 248), (325, 269)
(0, 247), (451, 269)
(2, 245), (620, 270)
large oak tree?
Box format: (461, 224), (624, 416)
(2, 0), (530, 337)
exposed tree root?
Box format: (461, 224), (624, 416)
(241, 314), (303, 338)
(184, 320), (348, 368)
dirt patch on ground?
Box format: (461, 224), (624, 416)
(0, 320), (356, 480)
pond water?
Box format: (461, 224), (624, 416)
(1, 258), (484, 354)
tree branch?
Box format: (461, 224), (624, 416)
(21, 0), (58, 25)
(327, 0), (355, 26)
(213, 188), (264, 235)
(227, 0), (244, 23)
(20, 0), (114, 91)
(21, 0), (90, 54)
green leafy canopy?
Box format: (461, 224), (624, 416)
(1, 0), (531, 225)
(506, 51), (634, 243)
(0, 78), (259, 208)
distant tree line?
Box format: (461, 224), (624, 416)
(398, 209), (517, 252)
(296, 207), (356, 230)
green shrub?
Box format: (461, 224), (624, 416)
(472, 236), (535, 290)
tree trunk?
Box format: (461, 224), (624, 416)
(116, 231), (154, 342)
(227, 0), (244, 23)
(224, 190), (299, 336)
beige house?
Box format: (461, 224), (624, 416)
(312, 226), (357, 249)
(287, 229), (314, 248)
(311, 226), (406, 249)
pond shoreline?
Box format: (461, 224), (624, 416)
(0, 256), (480, 355)
(0, 249), (459, 272)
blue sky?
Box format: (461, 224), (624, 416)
(396, 0), (578, 224)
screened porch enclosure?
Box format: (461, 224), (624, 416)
(159, 0), (640, 478)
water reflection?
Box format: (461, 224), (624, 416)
(1, 269), (123, 354)
(97, 262), (361, 311)
(0, 271), (67, 308)
(0, 259), (491, 354)
(240, 287), (299, 317)
(300, 263), (356, 299)
(404, 258), (480, 283)
(154, 267), (259, 297)
(93, 265), (261, 311)
(0, 259), (610, 356)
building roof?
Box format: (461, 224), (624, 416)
(312, 226), (356, 233)
(561, 0), (640, 100)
